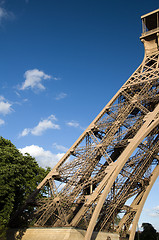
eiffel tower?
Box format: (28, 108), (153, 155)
(19, 9), (159, 240)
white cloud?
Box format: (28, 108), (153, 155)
(19, 145), (64, 168)
(55, 92), (67, 100)
(48, 114), (57, 121)
(52, 77), (61, 81)
(0, 7), (7, 20)
(15, 91), (21, 97)
(149, 212), (159, 217)
(154, 206), (159, 211)
(0, 96), (12, 115)
(149, 206), (159, 217)
(0, 6), (14, 24)
(20, 69), (51, 91)
(66, 121), (80, 128)
(20, 128), (30, 137)
(66, 120), (85, 130)
(19, 114), (60, 137)
(66, 120), (81, 128)
(14, 91), (28, 103)
(0, 118), (5, 126)
(145, 206), (159, 218)
(52, 142), (68, 152)
(31, 119), (60, 136)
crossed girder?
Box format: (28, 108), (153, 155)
(16, 51), (159, 239)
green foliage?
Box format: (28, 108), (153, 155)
(115, 215), (121, 225)
(0, 137), (50, 239)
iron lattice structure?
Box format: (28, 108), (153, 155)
(23, 9), (159, 240)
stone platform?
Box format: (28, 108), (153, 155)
(8, 227), (119, 240)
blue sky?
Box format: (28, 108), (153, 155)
(0, 0), (159, 232)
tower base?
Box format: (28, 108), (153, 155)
(7, 227), (120, 240)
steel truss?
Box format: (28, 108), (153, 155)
(19, 10), (159, 240)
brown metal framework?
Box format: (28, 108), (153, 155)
(23, 9), (159, 240)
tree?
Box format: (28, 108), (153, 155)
(140, 223), (157, 240)
(135, 223), (158, 240)
(0, 137), (50, 239)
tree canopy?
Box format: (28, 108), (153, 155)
(140, 223), (158, 240)
(135, 222), (158, 240)
(0, 137), (50, 239)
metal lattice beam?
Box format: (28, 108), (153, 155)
(16, 9), (159, 240)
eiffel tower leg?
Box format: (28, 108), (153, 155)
(84, 104), (159, 240)
(14, 9), (159, 240)
(129, 165), (159, 240)
(114, 164), (159, 239)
